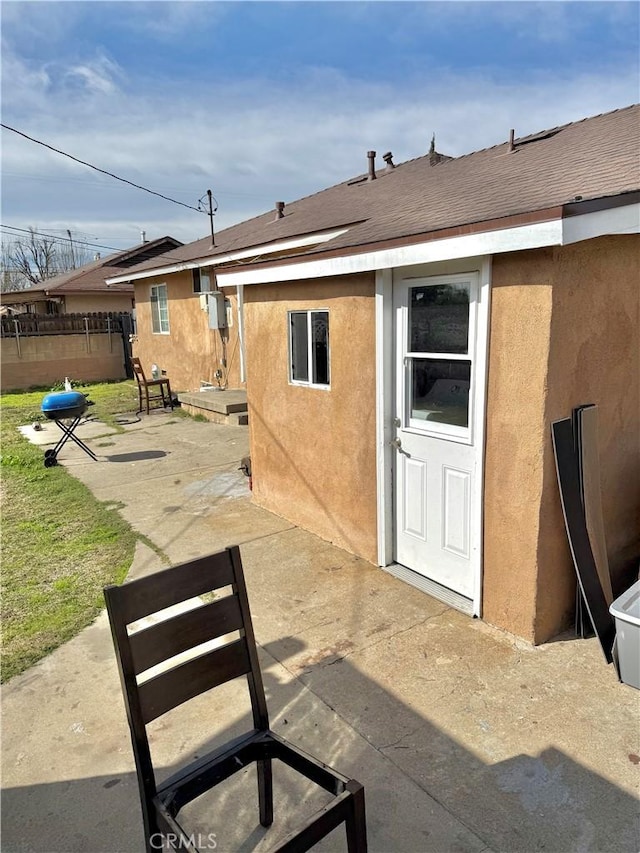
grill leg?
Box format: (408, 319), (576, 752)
(46, 417), (98, 463)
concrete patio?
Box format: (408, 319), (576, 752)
(2, 411), (638, 852)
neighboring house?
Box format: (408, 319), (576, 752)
(0, 236), (183, 316)
(107, 105), (639, 645)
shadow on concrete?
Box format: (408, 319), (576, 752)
(2, 639), (638, 853)
(106, 451), (168, 463)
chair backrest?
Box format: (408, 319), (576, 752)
(104, 547), (269, 793)
(130, 357), (147, 385)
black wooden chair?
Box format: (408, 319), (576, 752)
(104, 546), (367, 853)
(131, 357), (173, 415)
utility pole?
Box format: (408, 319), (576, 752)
(66, 229), (76, 268)
(207, 190), (215, 247)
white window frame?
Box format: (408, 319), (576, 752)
(192, 268), (212, 294)
(402, 275), (478, 443)
(288, 309), (330, 389)
(150, 283), (170, 334)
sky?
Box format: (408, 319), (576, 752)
(1, 0), (639, 257)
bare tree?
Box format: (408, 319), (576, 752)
(0, 242), (25, 291)
(0, 227), (94, 291)
(9, 228), (57, 286)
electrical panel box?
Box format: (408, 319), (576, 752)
(207, 291), (228, 329)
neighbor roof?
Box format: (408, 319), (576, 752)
(1, 236), (183, 302)
(112, 105), (639, 280)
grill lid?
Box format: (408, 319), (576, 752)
(41, 391), (88, 420)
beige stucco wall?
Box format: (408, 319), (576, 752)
(63, 293), (134, 314)
(483, 250), (554, 642)
(484, 236), (640, 643)
(244, 274), (378, 563)
(133, 272), (242, 392)
(1, 332), (126, 391)
(540, 236), (640, 638)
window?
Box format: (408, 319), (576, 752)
(405, 278), (475, 437)
(150, 284), (169, 334)
(289, 310), (330, 387)
(192, 268), (212, 294)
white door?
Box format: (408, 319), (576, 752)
(393, 272), (482, 601)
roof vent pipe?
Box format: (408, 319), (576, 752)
(141, 230), (148, 243)
(382, 151), (395, 170)
(367, 150), (377, 181)
(274, 201), (285, 220)
(507, 129), (515, 153)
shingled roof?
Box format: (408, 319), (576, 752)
(1, 236), (183, 302)
(111, 105), (639, 281)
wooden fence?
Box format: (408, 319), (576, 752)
(0, 312), (132, 337)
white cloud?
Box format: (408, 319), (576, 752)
(120, 0), (230, 40)
(383, 1), (639, 47)
(1, 15), (638, 249)
(63, 53), (124, 95)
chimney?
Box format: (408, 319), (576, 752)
(507, 129), (515, 153)
(367, 150), (377, 181)
(274, 201), (285, 220)
(382, 151), (395, 170)
(140, 230), (148, 244)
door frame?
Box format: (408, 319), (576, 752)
(375, 256), (492, 616)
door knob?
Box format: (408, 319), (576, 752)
(391, 437), (402, 449)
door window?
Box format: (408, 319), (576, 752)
(410, 283), (470, 354)
(405, 279), (474, 437)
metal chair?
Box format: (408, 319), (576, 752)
(104, 546), (367, 853)
(131, 357), (173, 415)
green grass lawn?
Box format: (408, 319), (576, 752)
(1, 380), (141, 682)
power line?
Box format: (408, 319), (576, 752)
(1, 225), (143, 255)
(1, 123), (206, 214)
(0, 225), (204, 268)
(4, 170), (278, 201)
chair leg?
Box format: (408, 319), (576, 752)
(142, 801), (161, 853)
(257, 757), (273, 827)
(345, 781), (367, 853)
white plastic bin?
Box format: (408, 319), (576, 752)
(609, 578), (640, 689)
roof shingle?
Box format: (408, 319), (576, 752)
(115, 104), (640, 278)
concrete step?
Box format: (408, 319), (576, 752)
(177, 389), (247, 414)
(177, 389), (248, 426)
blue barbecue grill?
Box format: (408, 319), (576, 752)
(41, 391), (98, 467)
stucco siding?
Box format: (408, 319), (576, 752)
(244, 275), (378, 563)
(231, 237), (637, 646)
(485, 237), (640, 643)
(133, 272), (242, 392)
(538, 235), (640, 638)
(483, 250), (555, 642)
(63, 294), (134, 314)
